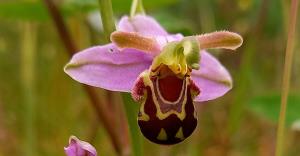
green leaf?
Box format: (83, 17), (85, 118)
(122, 93), (143, 156)
(248, 94), (300, 126)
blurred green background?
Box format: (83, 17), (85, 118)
(0, 0), (299, 155)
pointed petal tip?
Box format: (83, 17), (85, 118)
(68, 135), (79, 144)
(223, 31), (243, 50)
(64, 61), (75, 74)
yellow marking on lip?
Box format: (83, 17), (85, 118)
(137, 71), (150, 121)
(139, 92), (150, 121)
(153, 82), (187, 121)
(157, 128), (168, 141)
(175, 127), (185, 140)
(138, 113), (150, 121)
(193, 111), (197, 119)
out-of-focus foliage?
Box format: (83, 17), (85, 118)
(0, 2), (49, 21)
(0, 0), (179, 21)
(249, 94), (300, 126)
(0, 0), (300, 155)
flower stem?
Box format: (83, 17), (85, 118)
(130, 0), (145, 18)
(43, 0), (123, 155)
(122, 93), (143, 156)
(98, 0), (116, 42)
(21, 22), (37, 156)
(97, 1), (143, 155)
(275, 0), (299, 156)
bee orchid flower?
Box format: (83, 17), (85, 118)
(64, 136), (97, 156)
(64, 15), (243, 145)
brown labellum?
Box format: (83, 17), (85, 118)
(134, 66), (200, 145)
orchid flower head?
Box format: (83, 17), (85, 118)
(64, 14), (243, 145)
(64, 136), (97, 156)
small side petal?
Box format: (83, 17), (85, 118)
(192, 51), (232, 102)
(64, 44), (152, 92)
(111, 31), (184, 55)
(111, 31), (161, 54)
(64, 136), (97, 156)
(117, 15), (168, 36)
(197, 31), (243, 50)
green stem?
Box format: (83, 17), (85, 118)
(97, 1), (143, 155)
(97, 0), (145, 154)
(21, 22), (37, 156)
(130, 0), (145, 18)
(122, 93), (143, 156)
(275, 0), (299, 156)
(98, 0), (116, 42)
(43, 0), (123, 154)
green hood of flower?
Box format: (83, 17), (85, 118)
(151, 37), (200, 76)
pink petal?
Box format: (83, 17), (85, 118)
(192, 51), (232, 102)
(64, 44), (153, 92)
(64, 136), (97, 156)
(117, 15), (168, 36)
